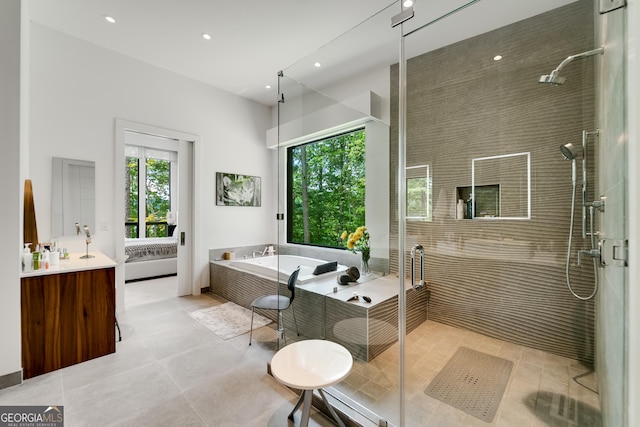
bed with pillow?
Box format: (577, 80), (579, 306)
(125, 236), (177, 281)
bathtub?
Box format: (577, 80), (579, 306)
(229, 255), (347, 284)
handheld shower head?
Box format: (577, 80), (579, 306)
(560, 142), (580, 160)
(560, 143), (580, 185)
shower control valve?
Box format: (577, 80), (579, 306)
(586, 195), (606, 213)
(577, 248), (601, 266)
(578, 249), (600, 265)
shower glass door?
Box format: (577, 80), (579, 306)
(399, 0), (605, 425)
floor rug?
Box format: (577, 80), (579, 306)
(424, 346), (514, 423)
(189, 302), (271, 340)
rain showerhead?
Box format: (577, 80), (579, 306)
(560, 142), (580, 160)
(539, 73), (566, 85)
(539, 47), (603, 85)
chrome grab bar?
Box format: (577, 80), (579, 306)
(410, 244), (425, 290)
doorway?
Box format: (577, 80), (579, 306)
(114, 120), (195, 311)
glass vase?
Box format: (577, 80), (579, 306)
(361, 256), (371, 275)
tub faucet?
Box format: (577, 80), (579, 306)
(252, 251), (263, 258)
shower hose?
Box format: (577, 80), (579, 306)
(565, 179), (598, 300)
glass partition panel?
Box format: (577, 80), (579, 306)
(276, 1), (606, 426)
(400, 1), (601, 426)
(276, 72), (397, 424)
(278, 3), (400, 426)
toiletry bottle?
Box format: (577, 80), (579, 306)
(457, 199), (465, 220)
(22, 243), (33, 273)
(50, 249), (60, 266)
(42, 250), (50, 270)
(32, 251), (40, 270)
(466, 196), (473, 219)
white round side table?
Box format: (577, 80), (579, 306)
(271, 339), (353, 427)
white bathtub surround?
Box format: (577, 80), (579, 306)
(230, 255), (347, 284)
(210, 259), (426, 361)
(209, 243), (389, 275)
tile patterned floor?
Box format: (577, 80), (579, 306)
(334, 320), (602, 426)
(1, 276), (602, 426)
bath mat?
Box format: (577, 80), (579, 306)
(424, 346), (513, 423)
(189, 302), (271, 340)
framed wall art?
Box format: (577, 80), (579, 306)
(216, 172), (261, 207)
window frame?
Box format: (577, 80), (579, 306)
(286, 126), (366, 249)
(125, 145), (177, 239)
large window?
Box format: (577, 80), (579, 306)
(125, 146), (176, 238)
(287, 128), (366, 247)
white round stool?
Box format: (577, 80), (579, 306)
(271, 339), (353, 427)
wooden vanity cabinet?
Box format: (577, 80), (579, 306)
(21, 267), (115, 379)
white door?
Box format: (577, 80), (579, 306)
(176, 139), (193, 296)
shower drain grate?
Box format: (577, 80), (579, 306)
(424, 346), (514, 423)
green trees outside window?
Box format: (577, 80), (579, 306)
(288, 128), (366, 248)
(125, 156), (139, 237)
(125, 152), (172, 238)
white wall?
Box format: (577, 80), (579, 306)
(28, 23), (276, 291)
(0, 0), (24, 383)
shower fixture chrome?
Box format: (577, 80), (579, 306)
(560, 142), (580, 160)
(580, 130), (601, 239)
(560, 142), (579, 185)
(539, 47), (604, 85)
(539, 73), (566, 85)
(561, 129), (601, 301)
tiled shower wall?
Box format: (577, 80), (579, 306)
(389, 1), (598, 363)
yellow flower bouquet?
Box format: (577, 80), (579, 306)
(341, 226), (371, 274)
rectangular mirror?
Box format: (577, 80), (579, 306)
(51, 157), (95, 237)
(471, 152), (530, 219)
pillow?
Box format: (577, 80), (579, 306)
(312, 261), (338, 275)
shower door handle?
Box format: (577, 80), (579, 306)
(410, 244), (425, 290)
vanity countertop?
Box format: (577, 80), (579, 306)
(20, 251), (117, 277)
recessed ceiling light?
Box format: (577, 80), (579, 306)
(403, 0), (414, 7)
(314, 62), (321, 68)
(104, 15), (116, 24)
(202, 33), (211, 40)
(265, 85), (272, 90)
(493, 55), (503, 61)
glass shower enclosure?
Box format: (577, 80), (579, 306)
(275, 0), (623, 425)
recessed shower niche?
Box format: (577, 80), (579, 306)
(457, 152), (531, 219)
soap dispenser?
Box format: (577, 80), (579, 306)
(22, 243), (33, 273)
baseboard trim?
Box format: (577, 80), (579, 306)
(0, 370), (22, 390)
